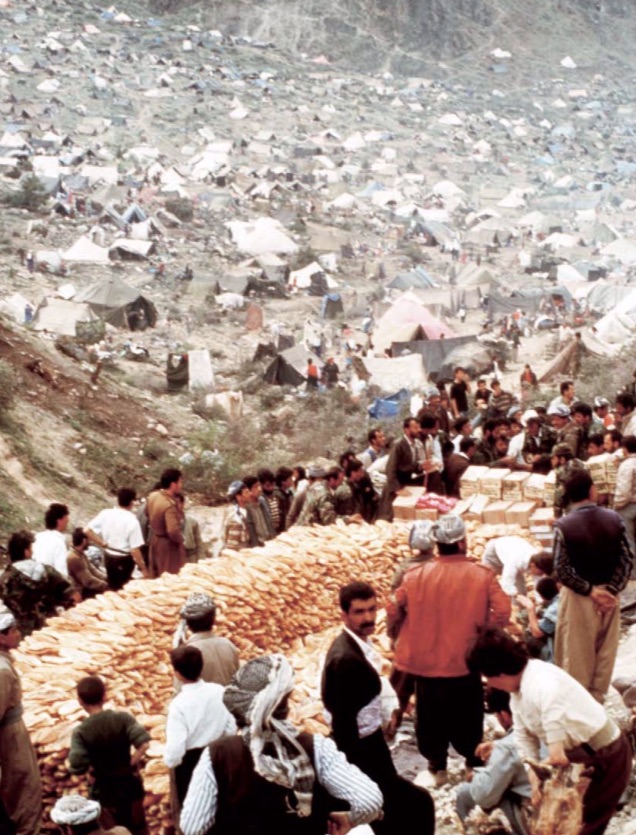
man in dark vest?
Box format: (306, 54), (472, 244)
(180, 654), (382, 835)
(554, 470), (633, 703)
(321, 582), (435, 834)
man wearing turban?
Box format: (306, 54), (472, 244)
(180, 654), (383, 835)
(51, 795), (129, 835)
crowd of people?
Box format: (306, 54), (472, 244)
(221, 368), (636, 549)
(1, 366), (636, 835)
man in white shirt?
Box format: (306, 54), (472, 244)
(165, 645), (236, 819)
(467, 628), (631, 835)
(359, 427), (386, 470)
(481, 536), (537, 597)
(86, 488), (146, 589)
(32, 503), (70, 576)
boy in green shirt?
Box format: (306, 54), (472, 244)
(68, 676), (150, 835)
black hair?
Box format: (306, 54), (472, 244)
(338, 451), (356, 468)
(531, 455), (553, 475)
(293, 465), (306, 481)
(564, 470), (594, 504)
(453, 417), (470, 433)
(616, 392), (635, 411)
(437, 541), (462, 556)
(460, 436), (476, 454)
(7, 530), (34, 563)
(339, 581), (376, 613)
(403, 416), (417, 429)
(536, 576), (559, 602)
(77, 675), (106, 706)
(170, 645), (204, 682)
(257, 468), (275, 484)
(485, 687), (511, 714)
(117, 488), (137, 508)
(605, 429), (622, 446)
(572, 402), (592, 418)
(529, 551), (554, 576)
(587, 433), (605, 449)
(419, 413), (438, 431)
(242, 475), (259, 490)
(160, 468), (182, 489)
(326, 466), (343, 483)
(622, 435), (636, 454)
(560, 380), (574, 395)
(466, 628), (529, 677)
(72, 527), (88, 548)
(45, 503), (69, 530)
(345, 459), (364, 478)
(368, 428), (383, 444)
(276, 466), (294, 486)
(185, 611), (215, 633)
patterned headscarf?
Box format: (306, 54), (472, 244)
(51, 795), (101, 825)
(172, 593), (216, 648)
(223, 654), (315, 817)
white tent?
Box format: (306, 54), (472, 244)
(32, 298), (97, 336)
(356, 354), (428, 394)
(63, 236), (110, 264)
(188, 349), (215, 391)
(0, 293), (33, 323)
(601, 239), (636, 265)
(226, 218), (298, 256)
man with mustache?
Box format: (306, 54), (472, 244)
(321, 581), (434, 834)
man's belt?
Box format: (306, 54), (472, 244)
(0, 704), (24, 729)
(104, 546), (133, 559)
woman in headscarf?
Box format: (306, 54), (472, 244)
(180, 654), (383, 835)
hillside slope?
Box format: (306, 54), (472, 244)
(151, 0), (634, 75)
(0, 319), (194, 542)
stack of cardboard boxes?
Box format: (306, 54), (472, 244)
(455, 467), (556, 543)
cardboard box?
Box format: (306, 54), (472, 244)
(543, 470), (556, 505)
(505, 501), (537, 527)
(502, 472), (530, 501)
(463, 494), (490, 522)
(460, 466), (490, 498)
(397, 486), (427, 499)
(529, 508), (555, 534)
(524, 473), (547, 501)
(478, 469), (511, 499)
(392, 496), (417, 520)
(415, 507), (439, 521)
(452, 499), (473, 516)
(482, 500), (514, 524)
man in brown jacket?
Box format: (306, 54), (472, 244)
(67, 528), (108, 599)
(0, 604), (43, 835)
(147, 469), (185, 578)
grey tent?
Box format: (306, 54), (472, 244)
(390, 335), (479, 381)
(263, 345), (321, 387)
(75, 277), (157, 329)
(387, 266), (437, 291)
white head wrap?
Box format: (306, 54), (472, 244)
(223, 654), (314, 817)
(0, 604), (16, 632)
(51, 795), (101, 825)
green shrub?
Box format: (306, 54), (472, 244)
(3, 174), (49, 212)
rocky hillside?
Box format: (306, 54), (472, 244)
(152, 0), (635, 75)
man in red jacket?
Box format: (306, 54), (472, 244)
(388, 514), (510, 787)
